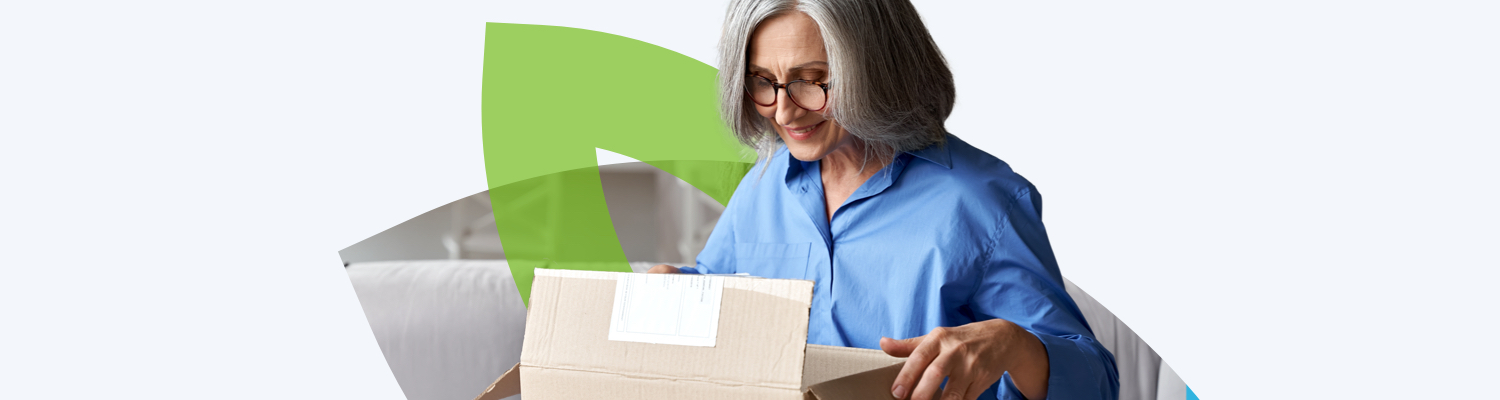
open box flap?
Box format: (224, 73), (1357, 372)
(800, 344), (905, 390)
(472, 363), (520, 400)
(805, 363), (904, 400)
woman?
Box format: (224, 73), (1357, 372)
(649, 1), (1119, 399)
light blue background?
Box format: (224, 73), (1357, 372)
(2, 1), (1496, 399)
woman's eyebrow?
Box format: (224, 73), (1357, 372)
(747, 61), (829, 75)
(790, 61), (829, 70)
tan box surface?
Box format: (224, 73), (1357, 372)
(473, 269), (904, 400)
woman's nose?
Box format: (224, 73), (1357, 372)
(774, 89), (805, 126)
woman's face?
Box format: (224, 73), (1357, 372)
(747, 12), (853, 162)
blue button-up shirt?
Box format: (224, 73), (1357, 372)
(681, 134), (1119, 400)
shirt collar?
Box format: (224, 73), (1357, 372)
(905, 138), (953, 169)
(782, 146), (806, 186)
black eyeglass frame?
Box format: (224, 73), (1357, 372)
(744, 74), (831, 112)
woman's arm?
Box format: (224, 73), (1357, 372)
(975, 187), (1118, 400)
(960, 263), (1119, 400)
(884, 187), (1119, 400)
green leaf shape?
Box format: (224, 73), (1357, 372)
(483, 23), (756, 304)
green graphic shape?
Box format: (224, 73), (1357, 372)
(482, 23), (755, 304)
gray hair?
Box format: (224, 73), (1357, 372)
(717, 0), (956, 168)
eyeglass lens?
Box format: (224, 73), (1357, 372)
(746, 76), (826, 110)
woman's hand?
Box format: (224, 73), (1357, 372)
(646, 264), (681, 274)
(879, 318), (1050, 400)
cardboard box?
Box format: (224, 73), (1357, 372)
(473, 269), (905, 400)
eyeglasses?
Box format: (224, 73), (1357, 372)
(745, 74), (830, 111)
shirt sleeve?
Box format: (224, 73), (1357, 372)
(973, 186), (1119, 400)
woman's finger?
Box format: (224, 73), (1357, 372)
(646, 264), (679, 274)
(880, 336), (924, 357)
(891, 333), (940, 399)
(910, 351), (957, 400)
(938, 363), (973, 400)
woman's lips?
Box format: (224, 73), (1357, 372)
(783, 121), (824, 141)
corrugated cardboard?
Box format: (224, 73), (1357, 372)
(472, 269), (904, 400)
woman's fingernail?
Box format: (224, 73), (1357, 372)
(892, 385), (906, 399)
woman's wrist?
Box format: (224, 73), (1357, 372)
(988, 319), (1050, 400)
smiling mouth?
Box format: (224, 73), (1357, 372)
(783, 121), (824, 140)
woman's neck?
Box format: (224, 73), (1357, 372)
(817, 139), (887, 221)
(820, 139), (887, 184)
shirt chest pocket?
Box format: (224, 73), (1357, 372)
(733, 242), (814, 280)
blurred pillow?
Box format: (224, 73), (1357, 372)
(1064, 277), (1164, 400)
(346, 260), (526, 400)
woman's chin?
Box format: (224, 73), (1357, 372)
(786, 144), (828, 162)
(777, 121), (841, 162)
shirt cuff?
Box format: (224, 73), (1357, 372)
(677, 266), (703, 274)
(1008, 330), (1117, 400)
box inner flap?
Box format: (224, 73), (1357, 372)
(522, 269), (814, 392)
(805, 363), (903, 400)
(801, 344), (905, 390)
(471, 363), (521, 400)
